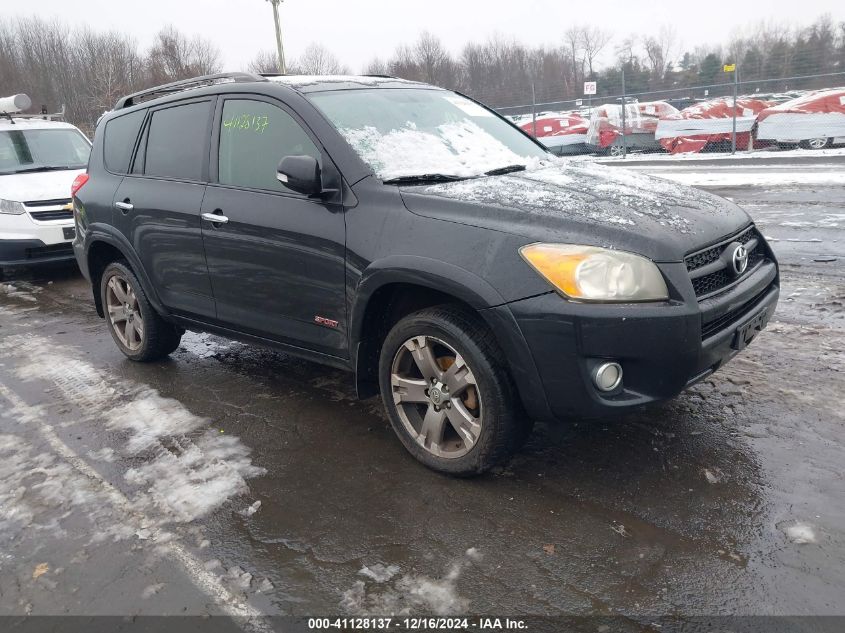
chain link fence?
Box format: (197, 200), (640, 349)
(495, 70), (845, 158)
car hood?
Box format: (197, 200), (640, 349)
(399, 162), (751, 262)
(0, 169), (85, 203)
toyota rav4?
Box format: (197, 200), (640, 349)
(73, 73), (779, 475)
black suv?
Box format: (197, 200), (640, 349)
(73, 73), (779, 475)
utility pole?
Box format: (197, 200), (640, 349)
(724, 62), (738, 154)
(267, 0), (286, 74)
(620, 68), (627, 159)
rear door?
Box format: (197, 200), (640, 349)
(200, 95), (347, 357)
(112, 98), (216, 318)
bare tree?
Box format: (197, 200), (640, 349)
(643, 25), (677, 81)
(248, 49), (281, 74)
(145, 26), (221, 85)
(292, 43), (349, 75)
(581, 25), (612, 78)
(363, 57), (388, 75)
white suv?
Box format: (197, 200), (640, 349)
(1, 99), (91, 275)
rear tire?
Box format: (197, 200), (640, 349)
(378, 305), (529, 476)
(799, 137), (831, 150)
(100, 261), (182, 362)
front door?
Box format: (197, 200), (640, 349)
(113, 98), (216, 318)
(200, 96), (347, 357)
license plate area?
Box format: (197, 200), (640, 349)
(732, 306), (770, 351)
(63, 226), (76, 240)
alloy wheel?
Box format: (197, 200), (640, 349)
(807, 137), (829, 150)
(390, 335), (482, 459)
(105, 274), (144, 351)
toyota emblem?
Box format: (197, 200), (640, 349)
(732, 245), (749, 275)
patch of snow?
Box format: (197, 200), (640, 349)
(1, 283), (39, 303)
(703, 468), (724, 484)
(107, 391), (207, 454)
(142, 583), (165, 599)
(782, 521), (817, 544)
(239, 500), (261, 517)
(2, 334), (265, 530)
(341, 548), (480, 616)
(634, 169), (845, 187)
(269, 75), (417, 88)
(359, 563), (401, 583)
(180, 331), (241, 359)
(420, 161), (723, 233)
(87, 447), (116, 463)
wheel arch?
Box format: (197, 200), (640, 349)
(349, 257), (509, 399)
(85, 227), (167, 319)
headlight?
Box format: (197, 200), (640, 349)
(519, 243), (669, 302)
(0, 198), (26, 215)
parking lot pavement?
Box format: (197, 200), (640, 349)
(0, 179), (843, 623)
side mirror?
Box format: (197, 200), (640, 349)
(277, 155), (321, 196)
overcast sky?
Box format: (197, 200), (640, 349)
(7, 0), (844, 71)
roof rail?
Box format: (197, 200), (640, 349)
(115, 72), (266, 110)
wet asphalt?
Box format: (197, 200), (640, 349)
(0, 174), (843, 625)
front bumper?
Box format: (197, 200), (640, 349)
(492, 260), (779, 421)
(0, 238), (76, 266)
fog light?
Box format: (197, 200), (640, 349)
(593, 362), (623, 392)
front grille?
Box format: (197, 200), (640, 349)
(686, 226), (765, 299)
(24, 198), (74, 222)
(23, 242), (74, 260)
(24, 198), (72, 208)
(29, 209), (74, 221)
(701, 287), (770, 339)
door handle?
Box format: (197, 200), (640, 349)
(114, 201), (134, 212)
(201, 212), (229, 224)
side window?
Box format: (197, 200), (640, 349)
(104, 109), (145, 174)
(218, 99), (319, 192)
(144, 101), (211, 181)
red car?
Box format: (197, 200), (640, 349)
(655, 98), (773, 154)
(517, 111), (590, 155)
(585, 101), (679, 155)
(756, 88), (845, 149)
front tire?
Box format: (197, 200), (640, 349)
(100, 261), (182, 362)
(378, 305), (528, 476)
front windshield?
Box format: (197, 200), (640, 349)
(0, 128), (91, 175)
(308, 88), (550, 181)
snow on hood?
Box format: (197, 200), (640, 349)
(0, 168), (84, 202)
(401, 162), (751, 260)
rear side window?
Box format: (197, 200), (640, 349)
(104, 110), (145, 174)
(218, 99), (319, 192)
(144, 101), (211, 181)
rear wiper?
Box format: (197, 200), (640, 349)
(485, 164), (526, 176)
(383, 173), (468, 185)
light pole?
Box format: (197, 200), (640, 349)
(267, 0), (286, 74)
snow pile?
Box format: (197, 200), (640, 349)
(341, 120), (542, 180)
(341, 548), (481, 616)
